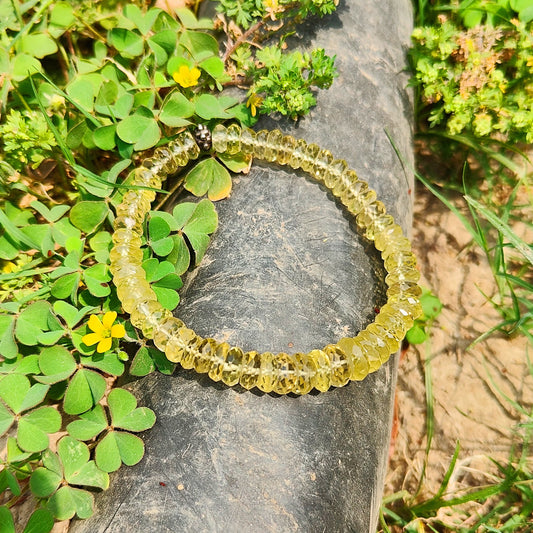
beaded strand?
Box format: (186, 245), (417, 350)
(110, 125), (422, 395)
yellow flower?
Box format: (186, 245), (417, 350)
(246, 93), (263, 117)
(82, 311), (125, 353)
(1, 261), (17, 274)
(173, 65), (201, 88)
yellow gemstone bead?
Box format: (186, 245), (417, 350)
(110, 262), (144, 280)
(307, 349), (331, 392)
(292, 352), (315, 395)
(167, 138), (189, 167)
(212, 124), (228, 153)
(367, 322), (401, 354)
(312, 149), (334, 182)
(384, 251), (418, 272)
(374, 224), (405, 251)
(345, 181), (377, 214)
(333, 169), (358, 197)
(385, 267), (421, 286)
(240, 128), (256, 154)
(153, 317), (186, 352)
(138, 304), (173, 339)
(239, 351), (261, 390)
(257, 351), (275, 393)
(226, 124), (242, 155)
(337, 337), (370, 381)
(129, 299), (167, 332)
(220, 346), (245, 386)
(288, 138), (308, 170)
(264, 129), (283, 162)
(112, 228), (142, 246)
(361, 329), (390, 365)
(270, 352), (297, 394)
(114, 214), (143, 233)
(252, 130), (269, 159)
(207, 342), (230, 381)
(301, 143), (320, 173)
(152, 146), (180, 175)
(386, 302), (416, 328)
(323, 159), (347, 189)
(193, 338), (218, 374)
(180, 131), (200, 160)
(109, 244), (144, 265)
(355, 332), (382, 372)
(167, 327), (201, 365)
(277, 135), (296, 165)
(132, 168), (162, 189)
(324, 344), (352, 387)
(375, 308), (408, 339)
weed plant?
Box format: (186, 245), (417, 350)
(380, 0), (533, 530)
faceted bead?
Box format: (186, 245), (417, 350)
(323, 159), (348, 189)
(367, 322), (401, 354)
(334, 169), (358, 198)
(374, 224), (405, 251)
(385, 267), (421, 286)
(152, 147), (179, 175)
(312, 149), (334, 182)
(133, 168), (162, 189)
(226, 124), (242, 155)
(167, 327), (201, 365)
(277, 135), (296, 166)
(137, 304), (172, 339)
(324, 344), (352, 387)
(308, 349), (331, 392)
(167, 138), (189, 167)
(356, 332), (382, 372)
(371, 214), (395, 236)
(361, 329), (390, 365)
(270, 352), (297, 394)
(384, 251), (418, 272)
(375, 308), (408, 340)
(112, 229), (142, 247)
(153, 317), (186, 352)
(264, 129), (283, 162)
(345, 181), (377, 214)
(288, 139), (307, 170)
(142, 156), (171, 177)
(114, 214), (143, 233)
(240, 128), (256, 154)
(257, 351), (275, 393)
(193, 338), (218, 374)
(239, 351), (261, 390)
(252, 130), (269, 159)
(110, 261), (144, 280)
(301, 143), (320, 173)
(220, 346), (245, 386)
(130, 299), (166, 332)
(337, 337), (370, 381)
(109, 243), (144, 264)
(292, 352), (315, 395)
(116, 276), (152, 303)
(382, 237), (413, 260)
(387, 281), (422, 301)
(207, 342), (230, 380)
(212, 124), (228, 153)
(180, 131), (200, 160)
(386, 302), (416, 328)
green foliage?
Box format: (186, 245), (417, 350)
(406, 289), (443, 345)
(410, 3), (533, 142)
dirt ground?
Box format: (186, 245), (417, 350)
(385, 186), (533, 529)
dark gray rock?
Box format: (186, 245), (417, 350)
(70, 0), (414, 531)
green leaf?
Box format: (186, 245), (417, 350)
(199, 56), (226, 80)
(30, 201), (70, 223)
(38, 346), (76, 384)
(130, 346), (156, 376)
(406, 324), (428, 345)
(19, 33), (58, 58)
(7, 436), (32, 463)
(95, 431), (145, 472)
(83, 351), (124, 376)
(0, 468), (20, 496)
(63, 369), (106, 415)
(218, 152), (252, 174)
(108, 28), (144, 57)
(58, 436), (109, 489)
(149, 215), (171, 241)
(107, 388), (155, 431)
(166, 234), (191, 275)
(0, 315), (17, 359)
(70, 201), (110, 233)
(83, 263), (111, 297)
(53, 301), (94, 329)
(0, 506), (15, 533)
(30, 467), (62, 498)
(0, 402), (15, 436)
(50, 2), (75, 28)
(18, 407), (62, 452)
(150, 236), (174, 256)
(66, 75), (102, 113)
(11, 54), (41, 81)
(142, 258), (174, 282)
(15, 300), (52, 346)
(66, 404), (108, 441)
(116, 114), (160, 151)
(180, 30), (218, 61)
(159, 92), (195, 127)
(23, 508), (55, 533)
(47, 485), (94, 520)
(153, 274), (182, 310)
(51, 272), (81, 301)
(93, 124), (117, 151)
(0, 374), (30, 414)
(184, 158), (232, 201)
(194, 94), (233, 120)
(37, 329), (64, 346)
(19, 382), (50, 412)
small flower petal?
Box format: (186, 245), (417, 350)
(97, 337), (113, 353)
(111, 323), (126, 339)
(82, 332), (101, 347)
(88, 314), (105, 334)
(102, 311), (117, 329)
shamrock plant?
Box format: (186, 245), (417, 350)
(0, 0), (340, 530)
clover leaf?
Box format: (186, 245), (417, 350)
(142, 258), (182, 310)
(184, 158), (232, 201)
(63, 368), (106, 415)
(130, 345), (176, 376)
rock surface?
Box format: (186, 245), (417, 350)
(70, 0), (414, 531)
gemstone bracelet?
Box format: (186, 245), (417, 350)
(110, 125), (422, 395)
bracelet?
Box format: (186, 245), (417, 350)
(110, 125), (422, 395)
